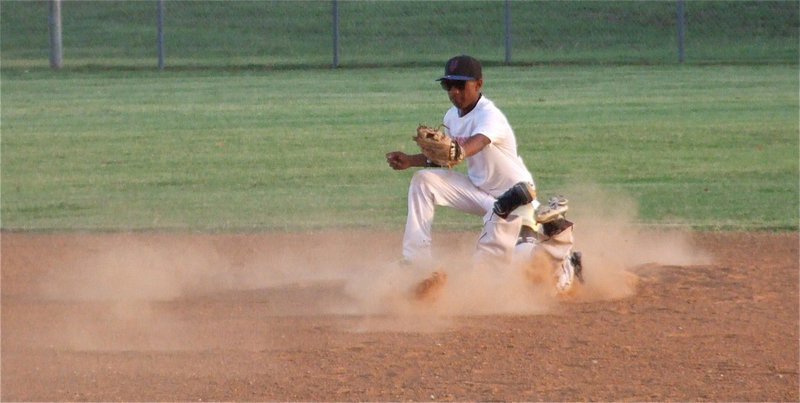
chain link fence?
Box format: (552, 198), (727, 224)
(2, 0), (797, 70)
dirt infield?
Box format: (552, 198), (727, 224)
(2, 230), (798, 401)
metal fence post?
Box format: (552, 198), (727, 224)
(676, 0), (686, 63)
(157, 0), (165, 70)
(504, 0), (512, 65)
(332, 0), (340, 68)
(49, 0), (63, 70)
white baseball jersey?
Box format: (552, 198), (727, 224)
(443, 95), (534, 197)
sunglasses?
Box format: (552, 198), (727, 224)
(440, 80), (468, 91)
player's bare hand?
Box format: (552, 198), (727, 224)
(386, 151), (411, 170)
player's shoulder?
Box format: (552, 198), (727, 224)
(474, 96), (506, 119)
(475, 95), (493, 108)
(477, 95), (502, 111)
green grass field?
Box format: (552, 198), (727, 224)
(1, 1), (798, 232)
(2, 65), (797, 232)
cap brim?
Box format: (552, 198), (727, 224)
(436, 75), (475, 81)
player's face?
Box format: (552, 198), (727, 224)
(442, 79), (482, 111)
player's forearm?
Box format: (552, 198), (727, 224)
(460, 134), (491, 158)
(408, 153), (429, 167)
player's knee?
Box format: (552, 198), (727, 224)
(493, 181), (536, 219)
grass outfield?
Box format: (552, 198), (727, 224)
(1, 65), (798, 232)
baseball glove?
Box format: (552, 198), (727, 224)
(413, 125), (464, 168)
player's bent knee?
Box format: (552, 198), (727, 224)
(493, 181), (536, 219)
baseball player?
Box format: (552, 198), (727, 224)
(385, 55), (581, 296)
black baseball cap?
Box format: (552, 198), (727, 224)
(437, 55), (482, 81)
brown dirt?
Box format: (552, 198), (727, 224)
(2, 230), (798, 401)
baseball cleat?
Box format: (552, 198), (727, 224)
(536, 195), (569, 224)
(549, 195), (569, 207)
(413, 271), (447, 302)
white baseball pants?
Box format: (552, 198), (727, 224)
(402, 169), (534, 264)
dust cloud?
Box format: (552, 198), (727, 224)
(563, 183), (712, 300)
(343, 185), (711, 323)
(29, 188), (710, 344)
